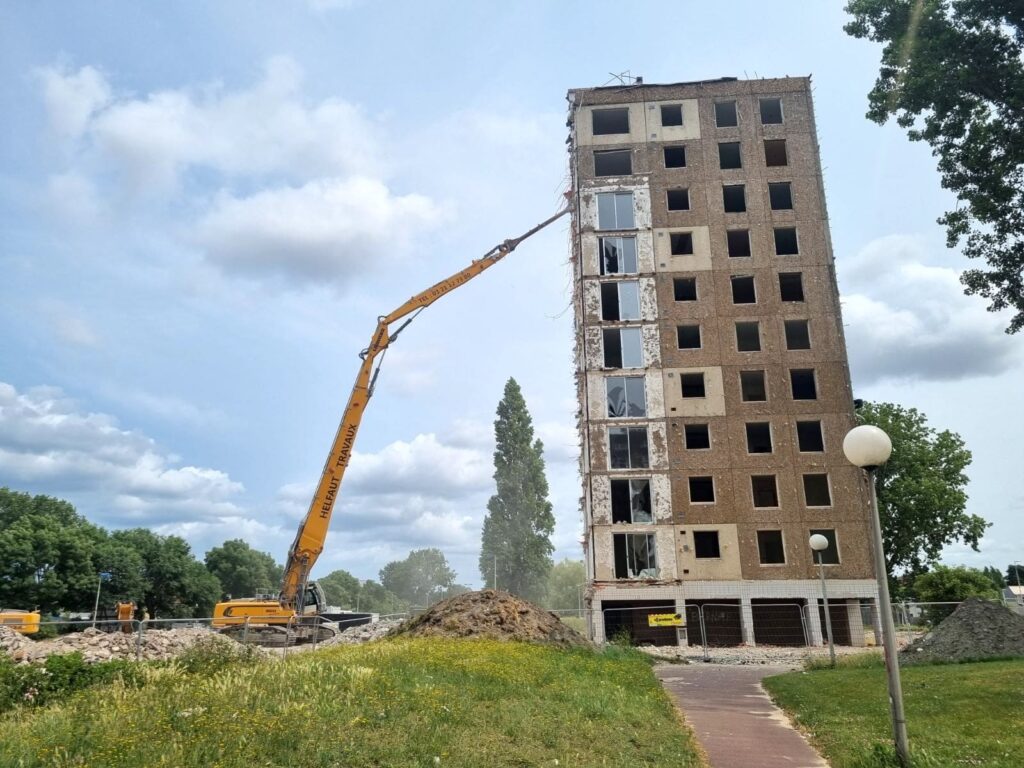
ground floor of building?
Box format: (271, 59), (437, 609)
(587, 579), (879, 648)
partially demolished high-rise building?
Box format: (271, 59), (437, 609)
(568, 77), (879, 647)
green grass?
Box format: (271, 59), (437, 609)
(0, 638), (703, 767)
(763, 658), (1024, 767)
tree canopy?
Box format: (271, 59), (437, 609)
(317, 568), (408, 615)
(379, 548), (456, 608)
(845, 0), (1024, 332)
(858, 402), (986, 576)
(204, 539), (283, 600)
(543, 559), (585, 610)
(479, 378), (555, 603)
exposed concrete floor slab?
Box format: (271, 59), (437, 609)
(657, 664), (829, 768)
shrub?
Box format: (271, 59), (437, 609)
(176, 636), (263, 675)
(0, 652), (143, 713)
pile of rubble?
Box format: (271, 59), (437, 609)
(317, 618), (405, 647)
(901, 597), (1024, 665)
(0, 624), (259, 664)
(390, 589), (592, 649)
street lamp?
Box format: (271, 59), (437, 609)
(843, 424), (909, 766)
(809, 534), (836, 667)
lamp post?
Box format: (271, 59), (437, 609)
(843, 424), (909, 767)
(809, 534), (836, 667)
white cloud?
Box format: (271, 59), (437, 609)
(344, 433), (491, 498)
(36, 64), (111, 139)
(0, 381), (243, 525)
(839, 235), (1020, 383)
(193, 177), (443, 284)
(40, 300), (100, 347)
(47, 172), (103, 222)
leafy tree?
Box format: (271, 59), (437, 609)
(93, 539), (149, 609)
(859, 402), (986, 576)
(0, 488), (105, 613)
(544, 559), (586, 611)
(844, 1), (1024, 332)
(110, 529), (221, 618)
(913, 564), (999, 623)
(982, 565), (1007, 592)
(204, 539), (283, 600)
(1006, 564), (1024, 589)
(318, 569), (362, 609)
(355, 580), (407, 615)
(379, 549), (456, 607)
(479, 378), (555, 603)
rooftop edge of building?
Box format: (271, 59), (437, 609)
(567, 75), (812, 106)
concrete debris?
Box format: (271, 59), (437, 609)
(901, 597), (1024, 666)
(317, 619), (404, 647)
(390, 589), (593, 649)
(0, 624), (266, 664)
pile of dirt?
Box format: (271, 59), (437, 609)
(390, 589), (592, 649)
(318, 618), (404, 647)
(0, 625), (264, 664)
(901, 598), (1024, 665)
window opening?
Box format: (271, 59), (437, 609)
(594, 149), (632, 177)
(661, 104), (683, 127)
(599, 236), (638, 275)
(803, 474), (832, 506)
(715, 100), (738, 127)
(790, 369), (817, 399)
(731, 275), (756, 304)
(609, 426), (650, 469)
(723, 184), (746, 213)
(736, 321), (761, 352)
(757, 530), (785, 564)
(606, 376), (647, 418)
(774, 227), (798, 255)
(611, 479), (652, 524)
(601, 280), (640, 321)
(779, 272), (804, 302)
(746, 422), (773, 453)
(693, 531), (721, 558)
(740, 370), (767, 401)
(764, 139), (788, 167)
(796, 421), (824, 452)
(718, 141), (742, 169)
(759, 97), (783, 124)
(684, 423), (710, 450)
(727, 229), (751, 257)
(667, 188), (690, 211)
(597, 192), (634, 230)
(785, 319), (811, 350)
(769, 182), (793, 210)
(613, 533), (658, 579)
(671, 232), (694, 255)
(674, 277), (697, 301)
(664, 145), (686, 168)
(689, 476), (715, 503)
(809, 528), (839, 564)
(677, 324), (701, 349)
(680, 373), (705, 398)
(752, 475), (779, 507)
(602, 327), (643, 369)
(592, 107), (630, 135)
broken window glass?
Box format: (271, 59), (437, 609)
(608, 426), (649, 468)
(606, 376), (646, 418)
(594, 149), (632, 177)
(601, 281), (640, 321)
(611, 479), (653, 524)
(592, 107), (630, 135)
(597, 192), (634, 230)
(599, 236), (638, 275)
(613, 533), (658, 579)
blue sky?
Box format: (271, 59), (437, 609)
(2, 1), (1021, 591)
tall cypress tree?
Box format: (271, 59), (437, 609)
(479, 378), (555, 602)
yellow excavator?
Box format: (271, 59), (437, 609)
(212, 205), (570, 644)
(0, 609), (40, 635)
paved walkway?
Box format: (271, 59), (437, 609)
(656, 664), (829, 768)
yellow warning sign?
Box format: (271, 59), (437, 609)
(648, 613), (685, 627)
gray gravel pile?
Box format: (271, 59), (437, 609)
(901, 597), (1024, 665)
(0, 625), (264, 664)
(318, 619), (405, 647)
